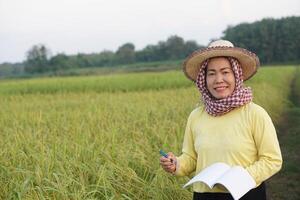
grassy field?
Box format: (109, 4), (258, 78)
(0, 66), (297, 199)
(0, 71), (191, 95)
(267, 67), (300, 200)
(0, 60), (183, 79)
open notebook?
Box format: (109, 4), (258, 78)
(183, 162), (256, 200)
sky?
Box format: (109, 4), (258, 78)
(0, 0), (299, 63)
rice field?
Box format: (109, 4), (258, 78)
(0, 66), (297, 199)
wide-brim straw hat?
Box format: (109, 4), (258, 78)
(183, 40), (260, 82)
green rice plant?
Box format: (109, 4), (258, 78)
(246, 66), (295, 124)
(0, 66), (296, 199)
(0, 88), (199, 199)
(266, 66), (300, 200)
(0, 71), (192, 95)
(292, 67), (300, 105)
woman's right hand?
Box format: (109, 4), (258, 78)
(159, 152), (177, 174)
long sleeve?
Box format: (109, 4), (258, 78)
(246, 106), (283, 185)
(172, 103), (283, 193)
(174, 112), (197, 177)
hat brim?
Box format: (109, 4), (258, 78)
(183, 46), (260, 82)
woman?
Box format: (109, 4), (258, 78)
(159, 40), (282, 200)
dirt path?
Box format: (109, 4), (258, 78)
(267, 67), (300, 200)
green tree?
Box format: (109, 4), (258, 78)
(98, 50), (115, 66)
(24, 44), (51, 73)
(116, 43), (135, 64)
(136, 45), (161, 62)
(184, 40), (203, 56)
(49, 53), (72, 71)
(76, 53), (91, 67)
(136, 37), (202, 62)
(165, 35), (185, 59)
(222, 16), (300, 64)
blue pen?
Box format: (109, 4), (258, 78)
(159, 149), (168, 158)
(159, 149), (174, 163)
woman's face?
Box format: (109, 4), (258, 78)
(206, 57), (236, 99)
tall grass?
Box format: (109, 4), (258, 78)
(0, 88), (199, 199)
(0, 71), (191, 95)
(0, 66), (296, 199)
(266, 66), (300, 200)
(293, 67), (300, 104)
(246, 66), (295, 123)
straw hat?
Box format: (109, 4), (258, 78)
(183, 40), (260, 81)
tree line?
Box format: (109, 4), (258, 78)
(1, 16), (299, 74)
(24, 36), (203, 73)
(222, 16), (300, 64)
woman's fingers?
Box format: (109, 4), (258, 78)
(160, 156), (174, 165)
(159, 152), (177, 173)
(161, 163), (175, 172)
(160, 160), (173, 167)
(167, 152), (176, 162)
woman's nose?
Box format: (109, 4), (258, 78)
(215, 73), (224, 83)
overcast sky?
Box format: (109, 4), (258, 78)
(0, 0), (299, 63)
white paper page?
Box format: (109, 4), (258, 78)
(183, 162), (231, 188)
(215, 166), (256, 200)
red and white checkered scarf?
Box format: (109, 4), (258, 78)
(196, 57), (252, 116)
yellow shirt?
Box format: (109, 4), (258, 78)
(175, 102), (282, 193)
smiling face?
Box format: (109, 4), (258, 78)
(206, 57), (236, 99)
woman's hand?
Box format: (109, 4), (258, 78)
(160, 152), (177, 174)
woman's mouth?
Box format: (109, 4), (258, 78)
(214, 86), (228, 92)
